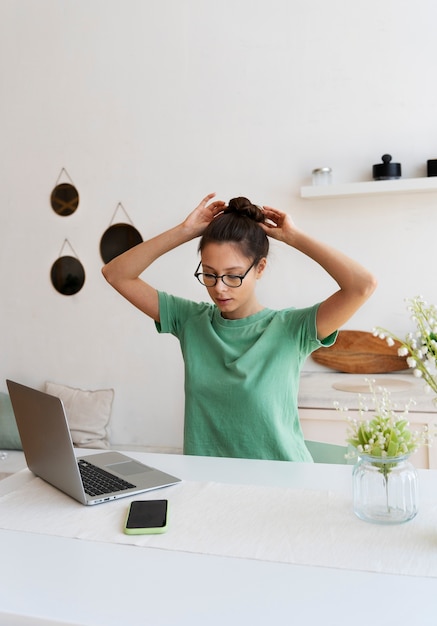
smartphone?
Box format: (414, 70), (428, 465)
(124, 499), (168, 535)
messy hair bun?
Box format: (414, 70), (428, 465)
(198, 196), (269, 262)
(225, 197), (265, 223)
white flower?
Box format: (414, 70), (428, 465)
(375, 297), (437, 397)
(386, 337), (395, 347)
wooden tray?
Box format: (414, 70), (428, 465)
(311, 330), (409, 374)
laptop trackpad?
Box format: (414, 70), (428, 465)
(106, 460), (152, 477)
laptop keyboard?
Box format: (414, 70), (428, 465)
(78, 459), (136, 497)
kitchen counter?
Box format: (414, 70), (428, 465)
(298, 371), (437, 413)
(298, 371), (437, 468)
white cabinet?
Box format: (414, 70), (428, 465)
(298, 372), (437, 469)
(299, 407), (435, 469)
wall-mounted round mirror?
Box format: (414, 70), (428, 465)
(51, 256), (85, 295)
(100, 223), (143, 263)
(50, 183), (79, 216)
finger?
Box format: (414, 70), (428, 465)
(209, 200), (226, 214)
(263, 219), (278, 228)
(200, 192), (216, 206)
(262, 205), (280, 215)
(259, 222), (278, 234)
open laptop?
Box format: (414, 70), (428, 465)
(6, 379), (181, 505)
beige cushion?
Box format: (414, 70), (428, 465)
(44, 382), (113, 450)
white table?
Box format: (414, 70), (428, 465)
(0, 452), (436, 626)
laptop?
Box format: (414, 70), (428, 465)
(6, 380), (181, 505)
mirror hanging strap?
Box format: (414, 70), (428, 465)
(54, 167), (75, 187)
(108, 202), (135, 227)
(57, 238), (80, 259)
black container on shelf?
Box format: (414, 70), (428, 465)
(372, 154), (401, 180)
(427, 159), (437, 177)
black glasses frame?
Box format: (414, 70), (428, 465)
(194, 259), (257, 288)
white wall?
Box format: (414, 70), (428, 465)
(1, 0), (437, 449)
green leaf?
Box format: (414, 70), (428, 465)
(387, 440), (399, 457)
(359, 423), (369, 445)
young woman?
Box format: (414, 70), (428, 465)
(102, 193), (376, 461)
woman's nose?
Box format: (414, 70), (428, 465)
(214, 278), (229, 293)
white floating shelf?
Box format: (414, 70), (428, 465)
(300, 177), (437, 199)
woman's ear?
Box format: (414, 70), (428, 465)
(255, 257), (267, 279)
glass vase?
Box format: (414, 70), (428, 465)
(352, 454), (418, 524)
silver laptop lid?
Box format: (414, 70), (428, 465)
(6, 379), (88, 503)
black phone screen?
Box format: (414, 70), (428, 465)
(126, 500), (168, 529)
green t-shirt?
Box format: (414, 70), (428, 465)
(156, 292), (337, 462)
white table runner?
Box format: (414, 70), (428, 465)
(1, 476), (436, 578)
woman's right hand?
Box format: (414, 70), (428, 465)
(182, 193), (226, 238)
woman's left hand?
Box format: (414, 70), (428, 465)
(259, 206), (297, 244)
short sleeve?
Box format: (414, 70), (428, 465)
(155, 291), (212, 337)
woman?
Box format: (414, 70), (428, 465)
(102, 193), (376, 461)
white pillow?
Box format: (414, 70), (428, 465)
(44, 382), (114, 450)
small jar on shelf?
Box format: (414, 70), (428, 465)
(312, 167), (332, 186)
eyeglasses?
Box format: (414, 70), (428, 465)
(194, 260), (257, 288)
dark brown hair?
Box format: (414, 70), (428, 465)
(198, 197), (269, 262)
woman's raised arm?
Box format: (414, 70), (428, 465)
(260, 206), (377, 340)
(102, 193), (225, 322)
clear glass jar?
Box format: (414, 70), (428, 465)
(312, 167), (332, 186)
(352, 454), (418, 525)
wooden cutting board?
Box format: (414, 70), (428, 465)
(311, 330), (409, 374)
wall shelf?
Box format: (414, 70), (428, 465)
(300, 176), (437, 199)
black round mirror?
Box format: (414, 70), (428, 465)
(100, 223), (143, 263)
(50, 183), (79, 216)
(51, 256), (85, 295)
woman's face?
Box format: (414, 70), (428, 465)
(199, 242), (266, 319)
